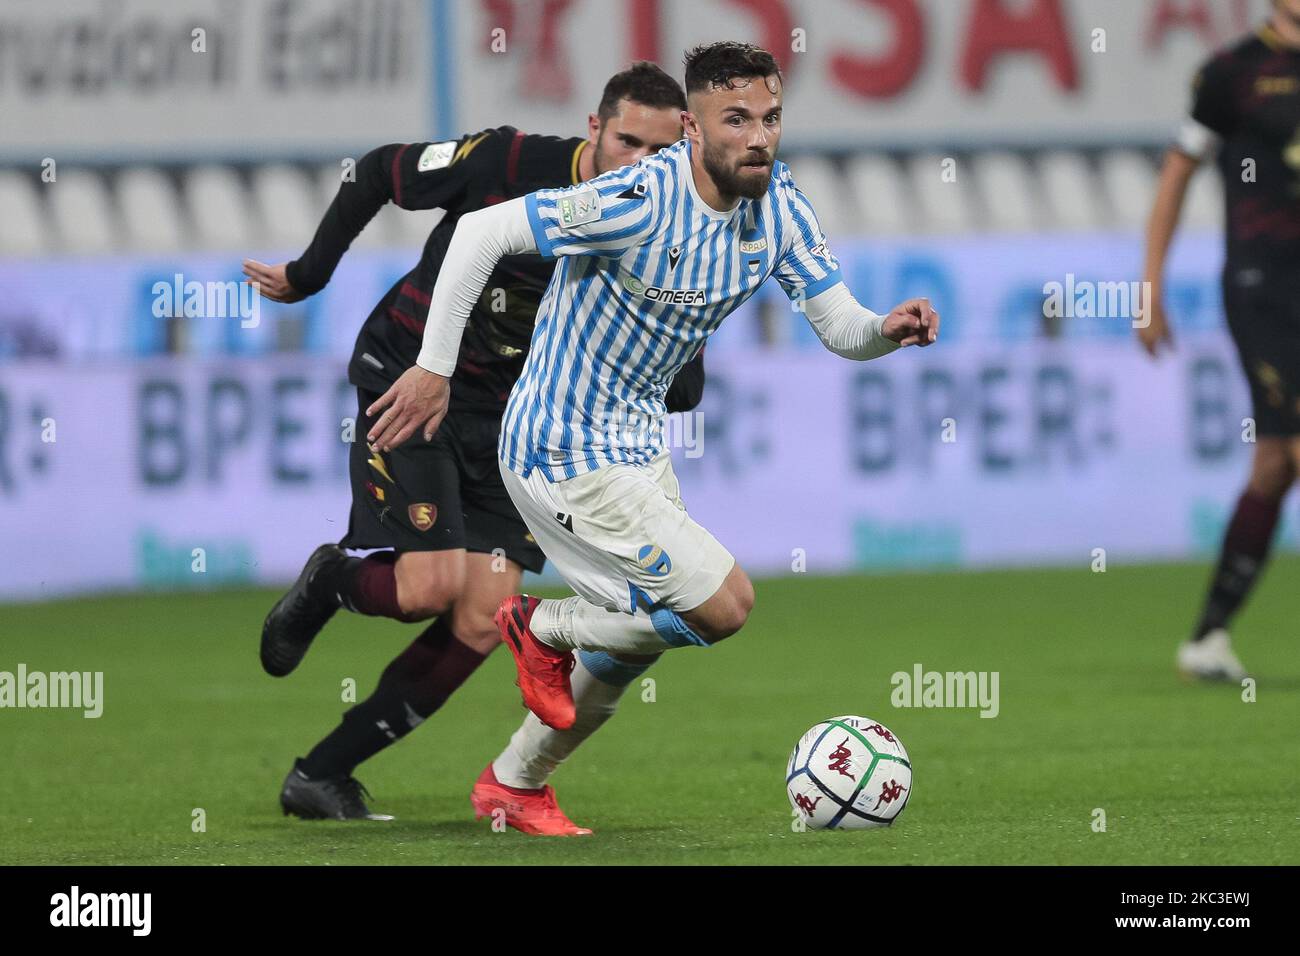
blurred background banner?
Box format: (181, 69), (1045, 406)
(0, 233), (1275, 600)
(0, 320), (1274, 601)
(0, 0), (436, 162)
(446, 0), (1273, 150)
(2, 0), (1287, 601)
(1, 357), (352, 599)
(0, 0), (1275, 161)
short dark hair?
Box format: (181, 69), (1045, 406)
(683, 41), (781, 96)
(597, 61), (686, 121)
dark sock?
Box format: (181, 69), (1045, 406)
(1193, 489), (1282, 640)
(298, 616), (488, 779)
(324, 552), (406, 620)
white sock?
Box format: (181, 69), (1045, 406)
(492, 652), (649, 789)
(530, 595), (678, 655)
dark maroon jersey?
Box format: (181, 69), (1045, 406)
(1187, 25), (1300, 265)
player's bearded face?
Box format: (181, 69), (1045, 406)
(696, 75), (782, 200)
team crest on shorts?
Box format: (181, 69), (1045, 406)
(408, 503), (437, 531)
(637, 544), (672, 576)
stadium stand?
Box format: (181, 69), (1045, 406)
(0, 148), (1218, 255)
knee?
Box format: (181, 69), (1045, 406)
(695, 574), (755, 643)
(396, 583), (458, 621)
(720, 587), (755, 640)
(395, 561), (465, 621)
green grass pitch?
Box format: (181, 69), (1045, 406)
(2, 559), (1297, 865)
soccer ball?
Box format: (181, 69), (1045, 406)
(786, 715), (912, 829)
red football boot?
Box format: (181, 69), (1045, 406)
(494, 595), (576, 731)
(470, 763), (592, 836)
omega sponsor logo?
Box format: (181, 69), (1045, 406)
(621, 273), (706, 305)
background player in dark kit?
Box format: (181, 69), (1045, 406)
(244, 63), (701, 826)
(1141, 0), (1300, 680)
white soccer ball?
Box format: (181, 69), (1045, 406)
(786, 715), (912, 829)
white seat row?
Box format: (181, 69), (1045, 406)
(797, 149), (1223, 238)
(0, 150), (1221, 257)
(0, 163), (447, 258)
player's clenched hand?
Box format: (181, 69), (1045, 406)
(1136, 282), (1174, 358)
(882, 297), (940, 347)
(242, 259), (307, 303)
(366, 366), (450, 450)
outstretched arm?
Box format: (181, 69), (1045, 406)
(244, 144), (414, 301)
(244, 135), (494, 300)
(804, 283), (938, 358)
(774, 176), (936, 353)
(366, 197), (537, 450)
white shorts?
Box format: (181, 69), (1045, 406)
(499, 453), (735, 615)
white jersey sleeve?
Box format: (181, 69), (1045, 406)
(415, 196), (536, 376)
(524, 165), (657, 259)
(771, 176), (844, 301)
(802, 282), (899, 361)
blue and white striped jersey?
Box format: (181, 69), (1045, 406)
(502, 138), (842, 480)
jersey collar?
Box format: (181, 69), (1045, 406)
(1257, 22), (1300, 54)
(570, 141), (587, 184)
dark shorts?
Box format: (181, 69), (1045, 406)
(340, 389), (546, 573)
(1224, 264), (1300, 437)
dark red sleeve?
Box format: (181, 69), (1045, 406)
(1189, 52), (1239, 140)
(286, 130), (509, 295)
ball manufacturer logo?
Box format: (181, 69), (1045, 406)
(637, 544), (672, 576)
(791, 792), (822, 815)
(873, 779), (908, 810)
(864, 723), (896, 743)
(408, 503), (437, 531)
(826, 737), (856, 780)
